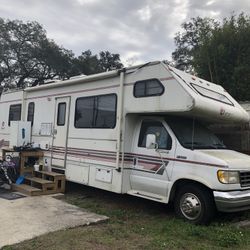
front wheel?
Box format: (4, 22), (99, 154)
(174, 184), (215, 225)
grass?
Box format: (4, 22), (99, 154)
(3, 182), (250, 250)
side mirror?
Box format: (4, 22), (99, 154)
(146, 134), (157, 149)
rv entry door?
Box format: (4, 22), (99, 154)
(52, 96), (71, 168)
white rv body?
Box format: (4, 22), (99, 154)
(0, 61), (250, 223)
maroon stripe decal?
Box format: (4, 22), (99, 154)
(52, 156), (65, 160)
(51, 146), (227, 168)
(0, 140), (10, 148)
(52, 151), (65, 155)
(67, 152), (116, 163)
(54, 146), (116, 157)
(54, 146), (160, 160)
(67, 151), (116, 161)
(160, 76), (175, 81)
(128, 152), (226, 168)
(66, 153), (160, 169)
(54, 148), (161, 165)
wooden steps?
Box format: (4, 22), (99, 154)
(12, 184), (43, 196)
(25, 176), (54, 184)
(12, 171), (66, 196)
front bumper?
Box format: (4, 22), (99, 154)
(214, 190), (250, 212)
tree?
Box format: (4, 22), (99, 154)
(75, 50), (100, 75)
(172, 13), (250, 101)
(172, 17), (218, 73)
(98, 51), (123, 72)
(75, 50), (123, 75)
(0, 18), (124, 90)
(0, 18), (77, 88)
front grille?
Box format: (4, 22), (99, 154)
(240, 172), (250, 187)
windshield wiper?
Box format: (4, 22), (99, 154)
(182, 141), (204, 149)
(182, 141), (226, 149)
(212, 143), (226, 149)
(183, 142), (203, 145)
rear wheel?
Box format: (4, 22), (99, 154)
(174, 184), (215, 225)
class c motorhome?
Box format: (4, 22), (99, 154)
(0, 61), (250, 224)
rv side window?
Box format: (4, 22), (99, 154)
(138, 121), (172, 150)
(57, 102), (66, 126)
(75, 94), (117, 128)
(190, 83), (233, 106)
(134, 79), (164, 98)
(27, 102), (35, 126)
(8, 104), (22, 126)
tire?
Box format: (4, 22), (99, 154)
(174, 184), (215, 225)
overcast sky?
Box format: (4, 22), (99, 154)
(0, 0), (249, 65)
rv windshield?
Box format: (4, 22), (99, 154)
(166, 117), (226, 150)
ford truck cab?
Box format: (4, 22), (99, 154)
(129, 115), (250, 224)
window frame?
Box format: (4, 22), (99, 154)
(190, 83), (234, 106)
(133, 78), (165, 98)
(138, 120), (172, 150)
(8, 104), (22, 126)
(57, 102), (67, 126)
(74, 93), (117, 129)
(27, 102), (35, 126)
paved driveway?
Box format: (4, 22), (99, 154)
(0, 194), (108, 248)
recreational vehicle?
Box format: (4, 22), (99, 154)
(1, 61), (250, 224)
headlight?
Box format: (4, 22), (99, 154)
(217, 170), (240, 184)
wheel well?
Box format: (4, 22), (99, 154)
(169, 179), (212, 202)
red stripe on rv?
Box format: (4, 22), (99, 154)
(51, 146), (227, 168)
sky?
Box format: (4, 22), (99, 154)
(0, 0), (249, 65)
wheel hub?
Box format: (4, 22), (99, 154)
(180, 193), (201, 220)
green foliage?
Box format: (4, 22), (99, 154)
(98, 51), (123, 72)
(74, 50), (123, 75)
(0, 18), (123, 89)
(172, 13), (250, 101)
(215, 228), (244, 247)
(0, 18), (77, 88)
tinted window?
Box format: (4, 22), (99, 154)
(75, 97), (94, 128)
(27, 102), (35, 126)
(95, 95), (117, 128)
(9, 104), (21, 126)
(138, 121), (172, 150)
(57, 102), (66, 126)
(134, 79), (164, 98)
(75, 94), (117, 128)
